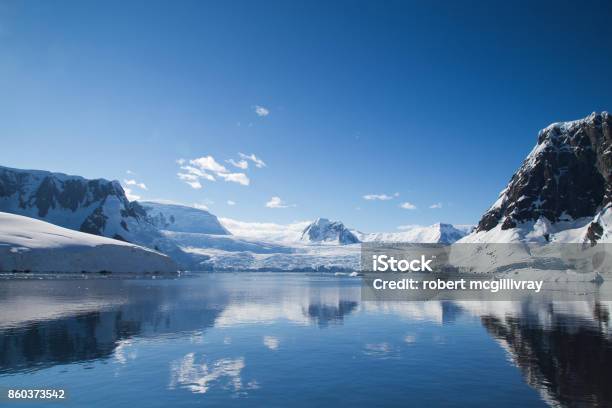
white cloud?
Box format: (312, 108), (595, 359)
(265, 196), (295, 209)
(176, 155), (251, 188)
(226, 159), (249, 170)
(123, 179), (148, 190)
(180, 165), (216, 181)
(177, 173), (204, 189)
(363, 193), (397, 201)
(190, 156), (228, 173)
(123, 187), (141, 201)
(126, 170), (134, 175)
(239, 153), (266, 168)
(177, 172), (203, 189)
(254, 105), (269, 117)
(227, 200), (236, 206)
(217, 172), (250, 186)
(193, 203), (209, 211)
(400, 202), (417, 210)
(185, 180), (203, 189)
(429, 203), (443, 209)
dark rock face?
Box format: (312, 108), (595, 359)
(301, 218), (359, 244)
(477, 112), (612, 232)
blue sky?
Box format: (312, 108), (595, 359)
(1, 0), (611, 232)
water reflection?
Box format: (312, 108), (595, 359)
(477, 302), (612, 407)
(168, 353), (256, 395)
(0, 273), (611, 407)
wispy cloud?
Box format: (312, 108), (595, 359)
(123, 179), (148, 190)
(254, 105), (269, 117)
(363, 192), (399, 201)
(239, 153), (266, 168)
(227, 200), (236, 206)
(400, 202), (417, 210)
(265, 196), (295, 209)
(429, 202), (443, 209)
(217, 172), (250, 186)
(177, 172), (203, 189)
(226, 159), (249, 170)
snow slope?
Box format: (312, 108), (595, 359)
(141, 201), (230, 235)
(0, 212), (176, 273)
(356, 223), (468, 244)
(0, 165), (198, 268)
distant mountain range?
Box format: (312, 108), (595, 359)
(356, 223), (470, 244)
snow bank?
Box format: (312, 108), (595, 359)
(0, 212), (177, 273)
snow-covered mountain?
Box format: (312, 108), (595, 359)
(0, 165), (142, 240)
(0, 165), (193, 267)
(140, 201), (230, 235)
(0, 212), (176, 273)
(356, 223), (469, 244)
(462, 112), (612, 244)
(300, 218), (359, 244)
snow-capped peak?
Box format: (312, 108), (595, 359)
(464, 112), (612, 244)
(301, 218), (359, 245)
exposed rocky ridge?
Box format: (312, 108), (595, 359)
(477, 112), (612, 234)
(301, 218), (359, 245)
(0, 166), (141, 239)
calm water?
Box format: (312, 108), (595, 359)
(0, 273), (610, 407)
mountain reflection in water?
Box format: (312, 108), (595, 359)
(0, 273), (610, 408)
